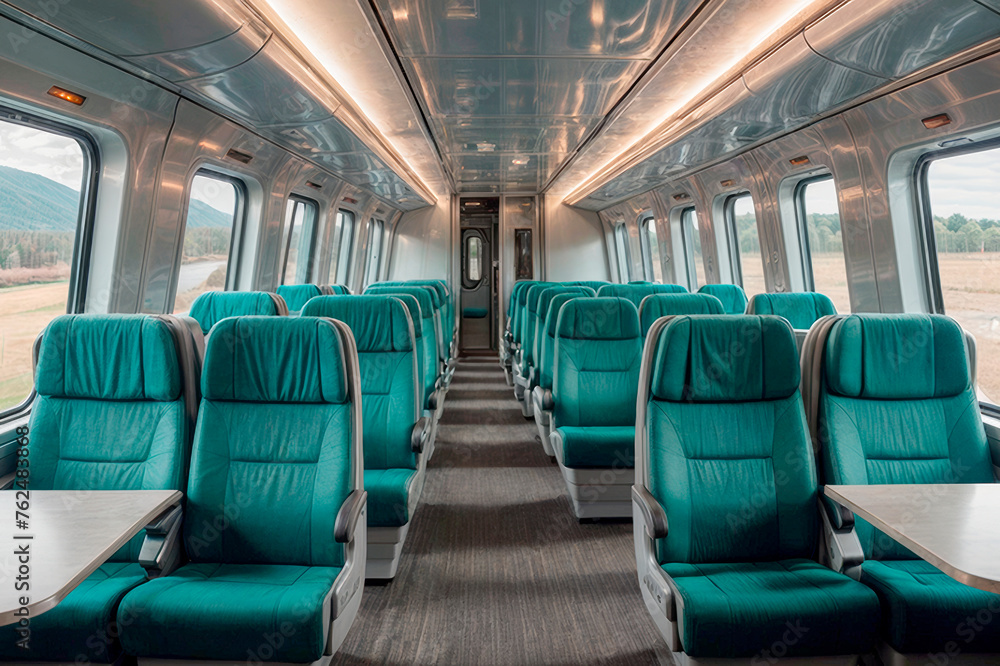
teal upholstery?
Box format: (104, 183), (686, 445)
(552, 297), (642, 469)
(818, 314), (999, 654)
(365, 285), (442, 394)
(464, 307), (488, 318)
(644, 315), (879, 658)
(525, 284), (591, 373)
(302, 296), (420, 527)
(697, 283), (748, 315)
(509, 280), (536, 344)
(749, 291), (836, 329)
(596, 283), (688, 309)
(536, 288), (597, 390)
(383, 293), (433, 410)
(276, 284), (325, 313)
(328, 284), (351, 295)
(557, 426), (634, 468)
(638, 293), (724, 335)
(380, 280), (453, 355)
(565, 280), (609, 292)
(120, 316), (357, 663)
(519, 282), (556, 350)
(188, 290), (284, 335)
(0, 315), (189, 663)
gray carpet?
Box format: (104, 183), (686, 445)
(333, 356), (671, 665)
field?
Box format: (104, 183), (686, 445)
(0, 280), (68, 410)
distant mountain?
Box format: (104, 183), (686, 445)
(0, 166), (234, 232)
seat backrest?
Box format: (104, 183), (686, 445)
(553, 297), (642, 427)
(638, 293), (725, 335)
(511, 280), (538, 344)
(328, 284), (352, 295)
(524, 283), (572, 368)
(640, 315), (817, 564)
(597, 283), (688, 309)
(697, 284), (748, 315)
(186, 316), (361, 567)
(747, 292), (836, 330)
(815, 314), (993, 560)
(537, 292), (590, 391)
(534, 286), (597, 373)
(188, 291), (287, 335)
(381, 280), (453, 352)
(276, 284), (326, 313)
(302, 296), (419, 472)
(30, 314), (193, 561)
(565, 281), (609, 293)
(365, 285), (441, 390)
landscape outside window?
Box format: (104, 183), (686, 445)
(0, 118), (86, 412)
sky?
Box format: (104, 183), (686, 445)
(0, 120), (84, 189)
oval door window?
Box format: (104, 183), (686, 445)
(465, 235), (483, 285)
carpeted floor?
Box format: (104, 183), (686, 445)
(333, 355), (670, 665)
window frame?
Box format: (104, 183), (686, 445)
(639, 214), (662, 282)
(280, 194), (320, 286)
(463, 232), (486, 289)
(680, 206), (702, 289)
(364, 217), (385, 286)
(793, 173), (837, 294)
(613, 222), (631, 283)
(0, 108), (99, 422)
(723, 192), (754, 288)
(331, 208), (356, 286)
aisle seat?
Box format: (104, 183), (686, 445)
(747, 292), (836, 348)
(188, 290), (288, 336)
(512, 281), (556, 410)
(637, 293), (724, 335)
(549, 297), (641, 518)
(696, 283), (748, 315)
(301, 295), (427, 579)
(0, 315), (197, 663)
(502, 280), (536, 384)
(596, 283), (687, 309)
(119, 316), (366, 663)
(276, 283), (330, 313)
(632, 314), (880, 660)
(808, 314), (1000, 659)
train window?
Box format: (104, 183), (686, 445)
(726, 194), (766, 295)
(329, 209), (355, 285)
(466, 235), (483, 282)
(641, 215), (663, 282)
(0, 115), (91, 415)
(922, 143), (1000, 402)
(795, 176), (849, 312)
(681, 207), (706, 288)
(174, 172), (244, 313)
(614, 223), (630, 282)
(281, 196), (318, 286)
(365, 218), (384, 285)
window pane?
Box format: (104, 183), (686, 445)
(467, 236), (482, 281)
(282, 199), (317, 286)
(645, 218), (663, 282)
(174, 174), (239, 313)
(615, 225), (630, 282)
(801, 178), (849, 313)
(731, 195), (766, 295)
(926, 146), (1000, 402)
(331, 210), (354, 285)
(0, 119), (86, 411)
(685, 209), (705, 288)
(365, 219), (383, 285)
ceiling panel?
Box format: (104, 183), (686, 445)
(373, 0), (703, 192)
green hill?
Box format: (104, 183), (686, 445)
(0, 166), (233, 231)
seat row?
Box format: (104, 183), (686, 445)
(632, 311), (1000, 663)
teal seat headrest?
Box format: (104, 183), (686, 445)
(556, 297), (641, 341)
(750, 292), (836, 330)
(276, 284), (324, 312)
(189, 291), (284, 334)
(697, 284), (749, 315)
(639, 294), (725, 333)
(302, 295), (415, 353)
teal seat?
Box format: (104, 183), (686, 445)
(522, 283), (568, 385)
(813, 314), (1000, 656)
(378, 280), (454, 358)
(0, 315), (193, 663)
(508, 280), (536, 349)
(633, 314), (880, 659)
(637, 293), (724, 335)
(550, 297), (641, 518)
(276, 284), (327, 313)
(368, 284), (446, 367)
(747, 291), (836, 330)
(596, 283), (688, 309)
(565, 280), (609, 293)
(188, 290), (287, 335)
(301, 295), (425, 579)
(119, 316), (366, 663)
(697, 283), (748, 315)
(328, 284), (352, 295)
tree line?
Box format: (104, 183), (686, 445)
(0, 230), (74, 270)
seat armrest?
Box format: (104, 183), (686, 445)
(335, 490), (368, 544)
(632, 486), (668, 540)
(821, 494), (854, 529)
(411, 417), (430, 454)
(532, 387), (553, 415)
(139, 503), (184, 578)
(0, 472), (14, 490)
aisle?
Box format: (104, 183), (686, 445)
(333, 355), (669, 665)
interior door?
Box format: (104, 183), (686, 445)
(460, 228), (494, 349)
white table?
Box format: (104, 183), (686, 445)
(0, 489), (182, 626)
(825, 484), (1000, 593)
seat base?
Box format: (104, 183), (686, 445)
(877, 641), (1000, 665)
(670, 653), (865, 665)
(366, 524), (410, 581)
(552, 431), (634, 519)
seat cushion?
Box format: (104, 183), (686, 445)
(0, 563), (146, 663)
(119, 563), (341, 662)
(556, 426), (634, 468)
(862, 559), (1000, 654)
(366, 468), (419, 527)
(664, 559), (880, 658)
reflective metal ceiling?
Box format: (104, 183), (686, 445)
(373, 0), (703, 193)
